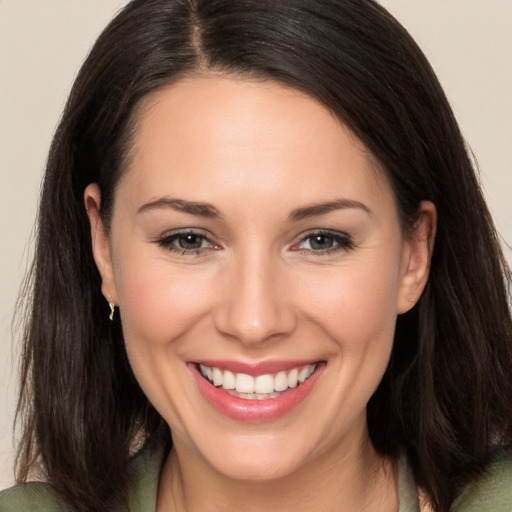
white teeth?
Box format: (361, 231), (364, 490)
(238, 393), (258, 400)
(223, 370), (236, 390)
(212, 367), (223, 387)
(287, 368), (299, 388)
(199, 363), (317, 399)
(254, 374), (274, 394)
(235, 373), (255, 393)
(274, 371), (288, 391)
(298, 366), (313, 383)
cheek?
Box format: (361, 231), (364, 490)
(299, 257), (401, 351)
(112, 249), (214, 351)
(110, 249), (217, 428)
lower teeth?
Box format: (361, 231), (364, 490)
(225, 389), (283, 400)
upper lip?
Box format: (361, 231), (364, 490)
(192, 359), (321, 376)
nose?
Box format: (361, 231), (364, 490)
(212, 253), (297, 347)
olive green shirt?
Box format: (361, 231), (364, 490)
(1, 446), (511, 511)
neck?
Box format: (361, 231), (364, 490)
(156, 432), (398, 512)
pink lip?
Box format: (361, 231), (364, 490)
(188, 361), (324, 423)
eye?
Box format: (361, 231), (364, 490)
(305, 234), (336, 251)
(174, 233), (208, 250)
(293, 230), (354, 254)
(155, 230), (217, 255)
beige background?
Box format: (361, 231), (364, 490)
(1, 0), (510, 488)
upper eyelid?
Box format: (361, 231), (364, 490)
(155, 227), (212, 240)
(289, 229), (353, 250)
(153, 227), (352, 248)
(153, 229), (213, 248)
(295, 228), (351, 241)
(155, 231), (218, 256)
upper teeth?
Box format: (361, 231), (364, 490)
(199, 364), (316, 394)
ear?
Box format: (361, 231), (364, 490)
(84, 183), (119, 305)
(396, 201), (437, 314)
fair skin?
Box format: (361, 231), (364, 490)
(85, 75), (436, 512)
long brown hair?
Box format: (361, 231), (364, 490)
(15, 1), (512, 511)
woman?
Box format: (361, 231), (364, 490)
(1, 0), (511, 511)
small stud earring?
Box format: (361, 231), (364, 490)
(109, 302), (116, 321)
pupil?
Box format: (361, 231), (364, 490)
(179, 234), (202, 250)
(310, 235), (334, 250)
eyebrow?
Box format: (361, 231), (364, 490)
(289, 199), (373, 221)
(138, 198), (222, 218)
(137, 197), (372, 221)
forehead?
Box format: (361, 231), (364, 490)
(118, 75), (394, 216)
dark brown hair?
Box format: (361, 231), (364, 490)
(15, 1), (512, 511)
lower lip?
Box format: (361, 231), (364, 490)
(189, 362), (324, 423)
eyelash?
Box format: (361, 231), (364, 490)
(156, 230), (217, 256)
(155, 229), (354, 256)
(292, 230), (354, 255)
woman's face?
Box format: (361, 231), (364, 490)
(87, 76), (433, 481)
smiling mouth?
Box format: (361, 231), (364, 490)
(198, 363), (317, 400)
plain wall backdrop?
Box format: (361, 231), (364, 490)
(1, 0), (511, 488)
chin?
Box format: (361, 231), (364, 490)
(210, 449), (307, 482)
(186, 427), (315, 482)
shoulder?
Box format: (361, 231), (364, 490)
(0, 438), (164, 512)
(453, 451), (512, 511)
(0, 482), (67, 512)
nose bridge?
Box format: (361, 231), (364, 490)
(213, 247), (295, 345)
